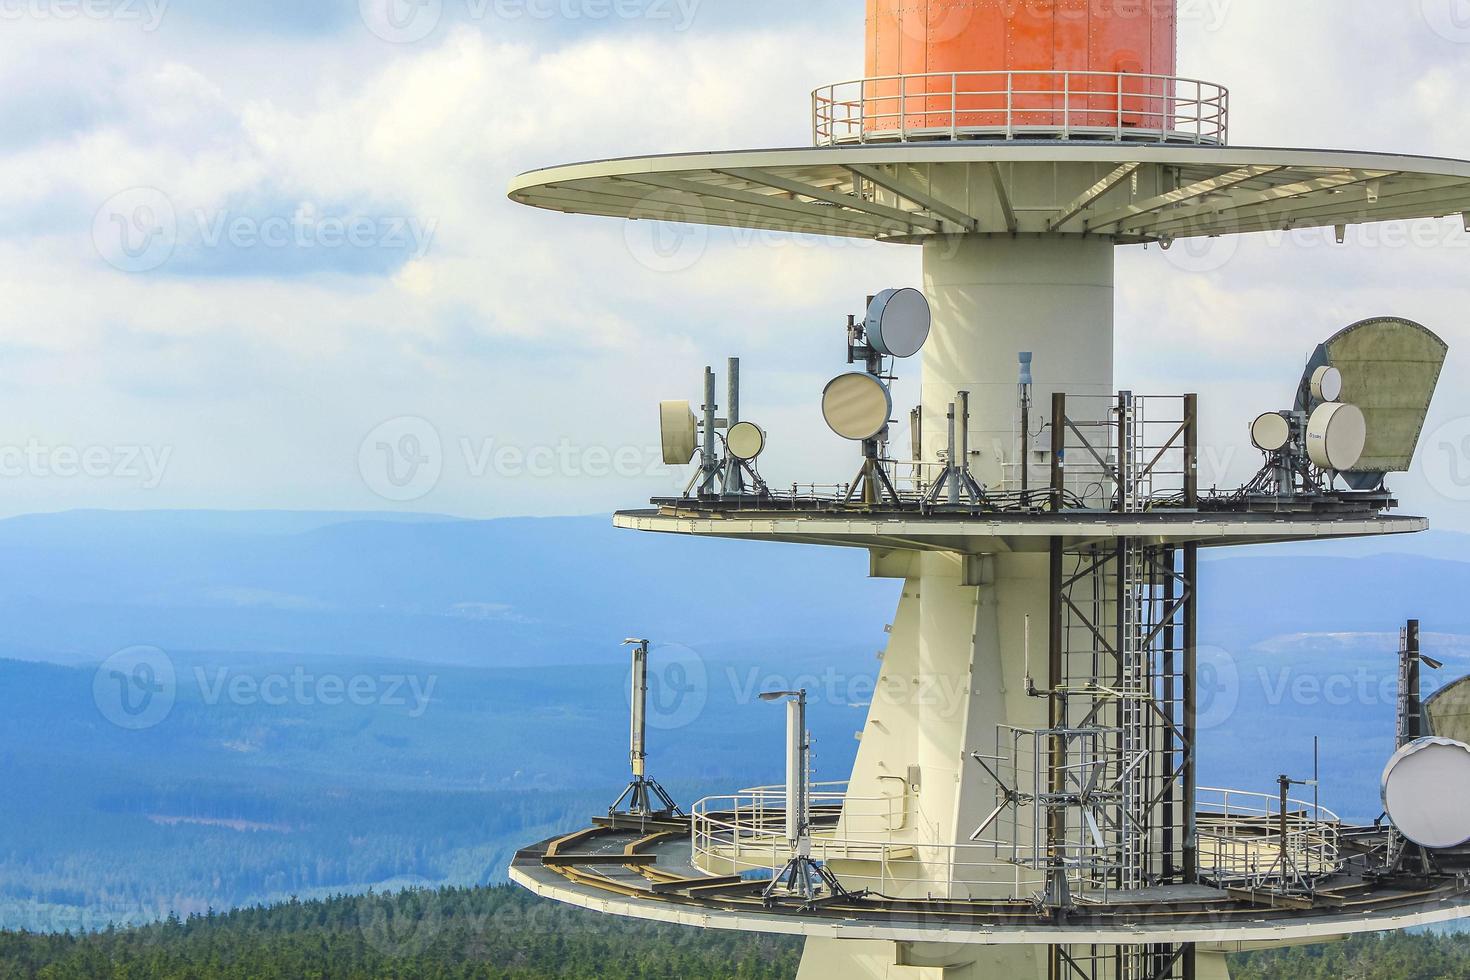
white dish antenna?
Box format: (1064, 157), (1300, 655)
(726, 421), (766, 461)
(822, 372), (893, 441)
(1310, 365), (1344, 403)
(659, 400), (698, 465)
(1382, 737), (1470, 849)
(864, 288), (931, 359)
(1306, 402), (1366, 470)
(1250, 412), (1291, 453)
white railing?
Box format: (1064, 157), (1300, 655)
(692, 784), (1041, 899)
(1197, 787), (1344, 889)
(813, 71), (1228, 147)
(691, 783), (1342, 900)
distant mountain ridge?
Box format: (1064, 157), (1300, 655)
(1, 510), (1468, 669)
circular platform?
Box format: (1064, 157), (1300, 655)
(613, 509), (1428, 553)
(508, 144), (1470, 245)
(511, 821), (1470, 947)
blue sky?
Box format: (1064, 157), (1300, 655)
(3, 1), (1470, 527)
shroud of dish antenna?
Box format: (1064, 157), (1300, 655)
(507, 3), (1470, 979)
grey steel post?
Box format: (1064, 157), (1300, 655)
(947, 402), (960, 505)
(701, 366), (718, 495)
(726, 357), (743, 495)
(629, 640), (648, 780)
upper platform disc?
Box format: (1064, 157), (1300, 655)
(508, 143), (1470, 245)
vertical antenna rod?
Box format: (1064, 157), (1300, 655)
(609, 638), (685, 820)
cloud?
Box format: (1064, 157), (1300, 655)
(0, 4), (1466, 525)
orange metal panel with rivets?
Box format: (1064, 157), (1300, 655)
(864, 1), (1179, 132)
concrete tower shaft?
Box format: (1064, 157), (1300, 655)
(921, 235), (1114, 486)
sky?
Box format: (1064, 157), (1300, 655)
(3, 0), (1470, 527)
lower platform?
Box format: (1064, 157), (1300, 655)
(614, 509), (1427, 553)
(510, 818), (1470, 947)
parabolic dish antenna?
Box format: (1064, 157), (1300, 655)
(1306, 402), (1366, 471)
(1251, 412), (1291, 453)
(1382, 737), (1470, 850)
(659, 401), (698, 465)
(1310, 366), (1344, 403)
(1296, 317), (1449, 477)
(864, 288), (931, 359)
(726, 421), (766, 461)
(822, 373), (893, 441)
(1427, 674), (1470, 744)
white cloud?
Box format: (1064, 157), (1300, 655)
(0, 7), (1465, 525)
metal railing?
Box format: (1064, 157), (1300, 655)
(691, 783), (1342, 900)
(692, 784), (1041, 899)
(1197, 787), (1343, 890)
(814, 71), (1228, 147)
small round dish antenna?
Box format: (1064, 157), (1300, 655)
(659, 400), (698, 465)
(1251, 412), (1291, 453)
(864, 288), (931, 359)
(822, 373), (893, 441)
(726, 421), (766, 462)
(1310, 365), (1344, 403)
(1382, 737), (1470, 849)
(1306, 402), (1366, 470)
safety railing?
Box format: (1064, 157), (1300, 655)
(1197, 787), (1344, 890)
(814, 71), (1228, 147)
(692, 784), (1042, 900)
(692, 783), (1343, 900)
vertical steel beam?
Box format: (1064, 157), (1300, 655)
(1052, 392), (1067, 511)
(1184, 393), (1200, 506)
(1183, 543), (1199, 884)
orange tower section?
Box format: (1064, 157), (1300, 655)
(864, 0), (1179, 134)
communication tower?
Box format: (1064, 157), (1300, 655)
(509, 5), (1470, 978)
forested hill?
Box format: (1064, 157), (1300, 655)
(1, 885), (1469, 980)
(0, 886), (800, 980)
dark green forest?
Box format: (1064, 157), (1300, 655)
(1, 884), (1467, 979)
(0, 886), (802, 979)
